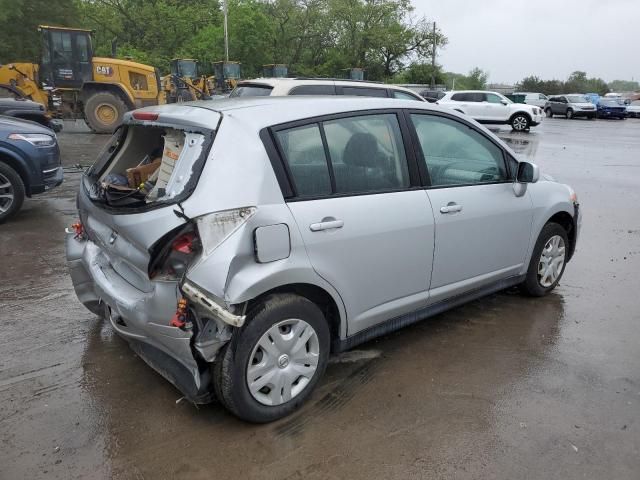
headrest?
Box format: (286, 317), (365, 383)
(343, 132), (382, 167)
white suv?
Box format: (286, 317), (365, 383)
(438, 90), (544, 131)
(229, 77), (425, 101)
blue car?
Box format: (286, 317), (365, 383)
(0, 116), (63, 222)
(597, 99), (627, 119)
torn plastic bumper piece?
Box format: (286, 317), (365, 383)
(181, 280), (246, 328)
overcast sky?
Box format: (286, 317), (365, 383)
(413, 0), (638, 84)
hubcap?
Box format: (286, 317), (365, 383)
(96, 103), (117, 125)
(247, 319), (320, 406)
(538, 235), (566, 288)
(0, 172), (14, 214)
(513, 116), (527, 130)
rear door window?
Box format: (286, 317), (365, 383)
(340, 86), (389, 98)
(323, 114), (410, 194)
(451, 93), (468, 101)
(289, 84), (337, 95)
(274, 112), (410, 198)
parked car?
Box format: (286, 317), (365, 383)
(437, 90), (544, 131)
(229, 78), (425, 101)
(0, 116), (63, 222)
(596, 98), (627, 119)
(419, 89), (446, 103)
(510, 92), (549, 107)
(0, 84), (62, 132)
(544, 94), (596, 119)
(626, 100), (640, 118)
(66, 97), (581, 422)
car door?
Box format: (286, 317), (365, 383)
(408, 111), (533, 303)
(463, 92), (487, 119)
(555, 96), (568, 115)
(273, 111), (435, 335)
(484, 92), (510, 121)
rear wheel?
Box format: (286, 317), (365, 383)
(84, 92), (128, 134)
(213, 294), (330, 423)
(545, 108), (553, 118)
(0, 162), (25, 224)
(566, 108), (574, 119)
(520, 223), (569, 297)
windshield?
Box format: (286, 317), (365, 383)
(224, 63), (241, 79)
(567, 95), (588, 103)
(178, 61), (197, 78)
(600, 99), (623, 107)
(229, 84), (273, 98)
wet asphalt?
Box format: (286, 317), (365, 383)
(1, 117), (639, 479)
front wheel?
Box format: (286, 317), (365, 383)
(213, 294), (330, 423)
(0, 162), (25, 224)
(511, 114), (530, 131)
(520, 223), (569, 297)
(566, 108), (574, 119)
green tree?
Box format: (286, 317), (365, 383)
(0, 0), (79, 63)
(608, 79), (640, 92)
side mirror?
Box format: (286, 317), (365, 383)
(517, 161), (540, 183)
(501, 100), (508, 105)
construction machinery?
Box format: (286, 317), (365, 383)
(209, 61), (241, 94)
(162, 58), (211, 103)
(262, 64), (288, 78)
(0, 26), (164, 133)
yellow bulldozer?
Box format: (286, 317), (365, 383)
(162, 58), (211, 103)
(0, 26), (164, 133)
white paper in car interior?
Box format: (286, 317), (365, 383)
(148, 130), (184, 200)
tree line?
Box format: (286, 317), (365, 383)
(0, 0), (447, 81)
(518, 72), (639, 96)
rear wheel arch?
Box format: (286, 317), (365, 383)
(245, 283), (342, 350)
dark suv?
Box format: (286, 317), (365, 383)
(0, 84), (62, 132)
(544, 95), (596, 119)
(0, 116), (63, 222)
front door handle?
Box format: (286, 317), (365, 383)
(309, 219), (344, 232)
(440, 203), (463, 214)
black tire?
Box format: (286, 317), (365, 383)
(545, 108), (553, 118)
(566, 108), (574, 119)
(213, 294), (330, 423)
(588, 114), (595, 120)
(0, 162), (25, 224)
(84, 92), (128, 134)
(510, 113), (530, 131)
(520, 223), (569, 297)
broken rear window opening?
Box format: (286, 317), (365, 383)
(85, 123), (214, 211)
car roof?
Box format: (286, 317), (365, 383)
(235, 77), (419, 94)
(445, 90), (503, 95)
(135, 96), (444, 130)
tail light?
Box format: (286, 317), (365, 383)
(149, 225), (201, 280)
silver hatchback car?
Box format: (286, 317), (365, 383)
(66, 97), (581, 422)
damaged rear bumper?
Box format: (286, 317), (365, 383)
(65, 232), (216, 403)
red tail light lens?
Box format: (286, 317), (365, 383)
(149, 225), (201, 280)
(172, 232), (196, 254)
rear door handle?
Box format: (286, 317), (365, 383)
(440, 203), (463, 214)
(309, 219), (344, 232)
